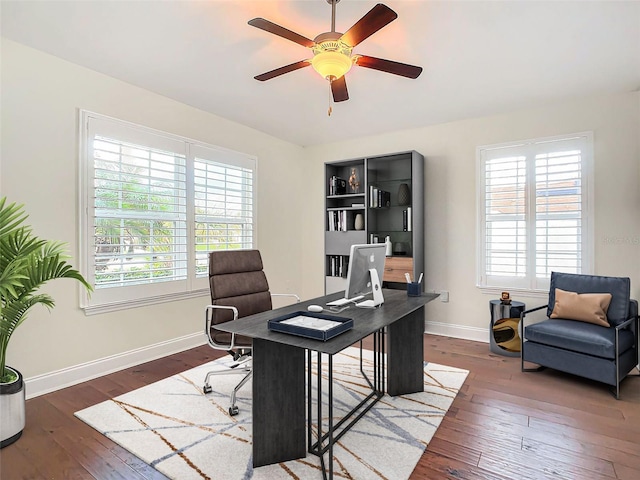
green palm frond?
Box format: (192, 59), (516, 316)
(0, 294), (55, 337)
(0, 198), (28, 239)
(0, 197), (93, 380)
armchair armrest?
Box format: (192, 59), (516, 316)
(616, 316), (637, 331)
(521, 304), (547, 317)
(520, 304), (547, 371)
(618, 300), (639, 369)
(521, 304), (548, 329)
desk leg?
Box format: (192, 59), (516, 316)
(252, 338), (306, 467)
(387, 306), (424, 396)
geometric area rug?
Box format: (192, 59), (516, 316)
(75, 347), (468, 480)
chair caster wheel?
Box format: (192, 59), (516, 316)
(203, 385), (212, 394)
(229, 406), (239, 416)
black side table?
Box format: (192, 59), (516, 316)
(489, 299), (525, 357)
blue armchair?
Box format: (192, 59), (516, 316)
(521, 272), (639, 399)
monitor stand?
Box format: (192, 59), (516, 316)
(356, 268), (385, 308)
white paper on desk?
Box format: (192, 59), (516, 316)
(280, 316), (341, 331)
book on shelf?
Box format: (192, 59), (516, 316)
(327, 210), (350, 232)
(369, 186), (390, 208)
(328, 255), (348, 277)
(351, 203), (365, 208)
(378, 189), (391, 208)
(402, 207), (413, 231)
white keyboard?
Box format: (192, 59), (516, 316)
(326, 295), (364, 307)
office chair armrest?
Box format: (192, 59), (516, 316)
(205, 304), (239, 350)
(271, 293), (301, 303)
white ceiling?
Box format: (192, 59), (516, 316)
(2, 0), (639, 147)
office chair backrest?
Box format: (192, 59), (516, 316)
(208, 250), (273, 329)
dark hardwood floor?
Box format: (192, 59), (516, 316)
(1, 334), (638, 479)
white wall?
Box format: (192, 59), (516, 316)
(0, 39), (305, 390)
(301, 92), (640, 339)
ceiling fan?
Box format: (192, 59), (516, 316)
(248, 0), (423, 105)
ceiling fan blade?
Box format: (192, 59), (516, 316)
(355, 55), (423, 79)
(254, 60), (312, 81)
(248, 18), (315, 48)
(331, 76), (349, 102)
(340, 4), (397, 47)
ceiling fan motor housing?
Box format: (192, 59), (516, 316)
(311, 33), (353, 80)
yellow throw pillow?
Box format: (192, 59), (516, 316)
(550, 288), (612, 327)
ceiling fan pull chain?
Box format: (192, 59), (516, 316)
(328, 83), (334, 116)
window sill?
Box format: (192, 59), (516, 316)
(477, 285), (548, 302)
(82, 288), (210, 316)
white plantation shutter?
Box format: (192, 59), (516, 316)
(478, 133), (592, 291)
(483, 151), (527, 286)
(92, 136), (188, 288)
(80, 112), (256, 313)
(535, 148), (583, 283)
(192, 144), (255, 277)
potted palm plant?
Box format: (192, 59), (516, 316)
(0, 197), (92, 447)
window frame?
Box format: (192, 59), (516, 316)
(78, 110), (257, 314)
(476, 132), (594, 295)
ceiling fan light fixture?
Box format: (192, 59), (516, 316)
(311, 50), (353, 80)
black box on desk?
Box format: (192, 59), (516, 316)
(268, 311), (353, 341)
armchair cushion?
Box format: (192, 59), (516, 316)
(550, 288), (612, 327)
(547, 272), (631, 326)
(525, 319), (636, 359)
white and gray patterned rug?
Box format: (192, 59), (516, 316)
(75, 347), (468, 480)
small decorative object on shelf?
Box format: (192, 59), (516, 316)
(348, 167), (360, 193)
(397, 183), (411, 206)
(501, 291), (512, 305)
(393, 242), (407, 255)
(329, 176), (347, 195)
(354, 213), (364, 231)
(385, 236), (393, 256)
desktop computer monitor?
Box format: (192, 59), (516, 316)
(345, 243), (386, 308)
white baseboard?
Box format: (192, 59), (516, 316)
(425, 321), (489, 344)
(25, 324), (487, 400)
(25, 332), (207, 400)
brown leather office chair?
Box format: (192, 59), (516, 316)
(203, 249), (298, 415)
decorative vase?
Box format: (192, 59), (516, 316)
(397, 183), (411, 206)
(354, 213), (364, 231)
(0, 366), (26, 448)
(393, 242), (408, 255)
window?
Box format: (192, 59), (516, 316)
(80, 111), (255, 313)
(477, 132), (593, 292)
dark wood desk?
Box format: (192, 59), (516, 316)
(215, 289), (438, 472)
